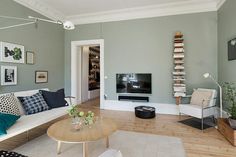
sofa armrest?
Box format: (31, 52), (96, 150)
(65, 96), (75, 106)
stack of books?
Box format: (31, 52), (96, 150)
(173, 32), (186, 97)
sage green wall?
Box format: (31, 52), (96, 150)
(218, 0), (236, 84)
(0, 0), (65, 94)
(65, 12), (218, 104)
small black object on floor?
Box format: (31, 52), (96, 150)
(0, 150), (28, 157)
(135, 106), (156, 119)
(179, 117), (215, 130)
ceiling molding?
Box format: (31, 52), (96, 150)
(217, 0), (226, 9)
(67, 0), (218, 25)
(14, 0), (225, 25)
(14, 0), (65, 20)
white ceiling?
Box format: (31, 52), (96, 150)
(39, 0), (189, 16)
(14, 0), (226, 25)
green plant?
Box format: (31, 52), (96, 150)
(84, 111), (95, 125)
(223, 82), (236, 119)
(67, 105), (84, 118)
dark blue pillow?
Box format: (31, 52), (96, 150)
(0, 113), (20, 135)
(18, 93), (49, 115)
(40, 89), (67, 108)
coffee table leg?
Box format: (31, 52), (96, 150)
(83, 142), (88, 157)
(57, 141), (62, 154)
(106, 136), (109, 148)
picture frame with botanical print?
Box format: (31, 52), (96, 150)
(0, 42), (25, 64)
(1, 66), (17, 86)
(26, 51), (35, 64)
(35, 71), (48, 83)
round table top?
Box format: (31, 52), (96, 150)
(47, 118), (117, 143)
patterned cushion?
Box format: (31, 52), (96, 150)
(0, 150), (27, 157)
(0, 93), (21, 115)
(18, 93), (49, 115)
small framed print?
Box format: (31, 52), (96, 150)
(35, 71), (48, 83)
(1, 66), (17, 86)
(26, 51), (35, 64)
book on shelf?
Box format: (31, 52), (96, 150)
(173, 54), (184, 58)
(174, 39), (184, 43)
(173, 78), (185, 81)
(174, 60), (184, 64)
(174, 48), (184, 53)
(173, 87), (186, 92)
(173, 76), (185, 79)
(174, 83), (186, 87)
(174, 92), (186, 97)
(174, 65), (184, 70)
(174, 43), (184, 47)
(173, 72), (186, 75)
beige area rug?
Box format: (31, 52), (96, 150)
(14, 130), (186, 157)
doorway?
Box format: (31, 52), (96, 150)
(71, 39), (104, 108)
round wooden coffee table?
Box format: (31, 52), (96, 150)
(47, 118), (117, 157)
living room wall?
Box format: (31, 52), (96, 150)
(65, 12), (218, 104)
(218, 0), (236, 85)
(0, 0), (65, 94)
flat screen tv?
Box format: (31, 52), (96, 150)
(116, 73), (152, 94)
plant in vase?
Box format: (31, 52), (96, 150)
(67, 105), (84, 130)
(84, 111), (95, 126)
(223, 82), (236, 129)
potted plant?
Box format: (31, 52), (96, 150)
(223, 82), (236, 129)
(67, 105), (84, 130)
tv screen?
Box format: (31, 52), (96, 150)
(116, 73), (152, 94)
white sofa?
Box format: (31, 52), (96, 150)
(0, 88), (70, 142)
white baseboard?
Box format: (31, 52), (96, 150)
(102, 100), (179, 115)
(101, 100), (230, 117)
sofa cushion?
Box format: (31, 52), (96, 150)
(190, 90), (213, 107)
(0, 93), (21, 115)
(18, 93), (49, 115)
(40, 89), (67, 108)
(0, 113), (20, 135)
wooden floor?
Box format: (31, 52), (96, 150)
(79, 98), (236, 157)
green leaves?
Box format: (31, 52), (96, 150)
(223, 82), (236, 119)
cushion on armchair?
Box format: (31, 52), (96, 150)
(190, 90), (212, 107)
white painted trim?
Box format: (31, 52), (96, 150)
(103, 100), (179, 115)
(13, 0), (65, 21)
(66, 0), (218, 25)
(14, 0), (222, 25)
(71, 39), (105, 107)
(217, 0), (227, 10)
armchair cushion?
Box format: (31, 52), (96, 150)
(190, 90), (212, 107)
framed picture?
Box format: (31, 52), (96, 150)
(0, 42), (25, 64)
(26, 51), (35, 64)
(228, 38), (236, 61)
(1, 66), (17, 86)
(35, 71), (48, 83)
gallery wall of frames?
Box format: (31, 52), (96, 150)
(0, 41), (47, 86)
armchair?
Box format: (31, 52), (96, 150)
(179, 88), (217, 131)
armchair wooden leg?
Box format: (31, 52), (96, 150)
(201, 118), (204, 132)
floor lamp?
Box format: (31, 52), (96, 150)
(203, 73), (223, 118)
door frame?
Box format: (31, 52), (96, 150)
(71, 39), (104, 108)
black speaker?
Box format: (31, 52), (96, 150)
(118, 96), (149, 102)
